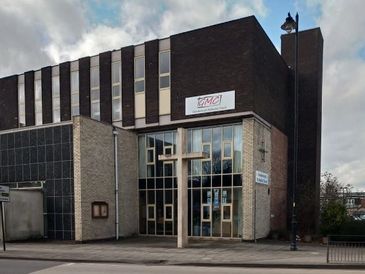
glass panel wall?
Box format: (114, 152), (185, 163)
(138, 131), (177, 236)
(138, 123), (243, 238)
(188, 124), (242, 238)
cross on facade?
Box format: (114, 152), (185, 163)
(158, 127), (208, 248)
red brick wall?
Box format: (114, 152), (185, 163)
(270, 126), (288, 231)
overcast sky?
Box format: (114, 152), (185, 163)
(0, 0), (364, 190)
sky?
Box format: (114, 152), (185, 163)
(0, 0), (364, 191)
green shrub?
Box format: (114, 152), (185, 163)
(320, 200), (349, 236)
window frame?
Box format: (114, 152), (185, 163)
(111, 61), (122, 121)
(134, 56), (145, 93)
(90, 65), (100, 121)
(159, 50), (170, 90)
(34, 78), (43, 125)
(71, 70), (80, 116)
(18, 82), (26, 127)
(52, 75), (60, 123)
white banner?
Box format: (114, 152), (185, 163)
(185, 90), (235, 115)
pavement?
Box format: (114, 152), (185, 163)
(0, 237), (363, 269)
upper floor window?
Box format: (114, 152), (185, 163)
(52, 75), (60, 123)
(159, 51), (170, 89)
(134, 57), (145, 93)
(90, 66), (100, 121)
(112, 61), (122, 121)
(71, 70), (79, 116)
(34, 79), (43, 125)
(18, 82), (25, 127)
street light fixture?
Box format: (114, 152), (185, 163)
(281, 12), (299, 251)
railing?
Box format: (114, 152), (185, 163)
(327, 235), (365, 264)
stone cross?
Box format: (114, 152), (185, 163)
(158, 127), (208, 248)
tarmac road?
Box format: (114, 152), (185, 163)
(0, 259), (365, 274)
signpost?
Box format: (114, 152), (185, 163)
(0, 186), (9, 251)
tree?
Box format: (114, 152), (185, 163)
(320, 172), (352, 236)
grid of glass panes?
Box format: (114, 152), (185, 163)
(134, 57), (145, 93)
(34, 79), (43, 125)
(90, 66), (100, 120)
(18, 82), (26, 127)
(52, 75), (60, 123)
(70, 71), (79, 116)
(111, 61), (122, 121)
(187, 124), (243, 238)
(159, 51), (170, 89)
(138, 131), (178, 236)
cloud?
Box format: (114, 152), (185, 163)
(307, 0), (365, 190)
(0, 0), (268, 76)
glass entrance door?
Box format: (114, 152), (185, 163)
(190, 186), (238, 238)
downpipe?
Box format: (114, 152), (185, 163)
(113, 127), (119, 240)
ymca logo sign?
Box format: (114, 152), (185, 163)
(185, 90), (235, 115)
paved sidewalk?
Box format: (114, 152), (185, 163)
(0, 237), (362, 269)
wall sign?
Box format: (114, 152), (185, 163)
(255, 171), (269, 185)
(185, 90), (235, 115)
(0, 186), (9, 202)
(91, 201), (108, 218)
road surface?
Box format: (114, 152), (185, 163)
(0, 259), (364, 274)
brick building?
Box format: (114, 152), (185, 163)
(0, 16), (323, 242)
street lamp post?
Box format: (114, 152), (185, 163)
(281, 12), (299, 251)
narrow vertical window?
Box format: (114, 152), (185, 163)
(159, 51), (170, 89)
(112, 61), (122, 121)
(71, 71), (79, 116)
(90, 66), (100, 120)
(34, 79), (43, 125)
(18, 82), (26, 127)
(134, 57), (145, 93)
(52, 75), (60, 123)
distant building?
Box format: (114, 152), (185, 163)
(0, 16), (323, 241)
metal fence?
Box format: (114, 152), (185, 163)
(327, 235), (365, 264)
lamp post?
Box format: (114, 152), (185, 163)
(281, 12), (299, 251)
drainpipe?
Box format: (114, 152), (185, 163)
(112, 127), (119, 240)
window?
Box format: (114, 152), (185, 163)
(18, 82), (25, 127)
(71, 71), (79, 116)
(52, 75), (60, 123)
(90, 66), (100, 120)
(91, 202), (108, 218)
(34, 79), (42, 125)
(222, 204), (232, 221)
(134, 57), (145, 93)
(202, 204), (211, 222)
(164, 204), (173, 221)
(112, 61), (122, 121)
(223, 142), (232, 159)
(147, 204), (155, 221)
(159, 51), (170, 89)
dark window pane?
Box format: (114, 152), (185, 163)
(212, 175), (221, 187)
(223, 175), (232, 187)
(192, 176), (201, 188)
(223, 160), (232, 174)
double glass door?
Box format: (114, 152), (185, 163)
(189, 185), (242, 238)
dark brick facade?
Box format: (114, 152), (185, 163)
(41, 66), (52, 124)
(0, 75), (18, 130)
(281, 28), (323, 234)
(25, 71), (35, 126)
(121, 46), (135, 127)
(170, 16), (289, 133)
(100, 51), (112, 123)
(79, 57), (91, 117)
(60, 62), (71, 122)
(145, 39), (159, 124)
